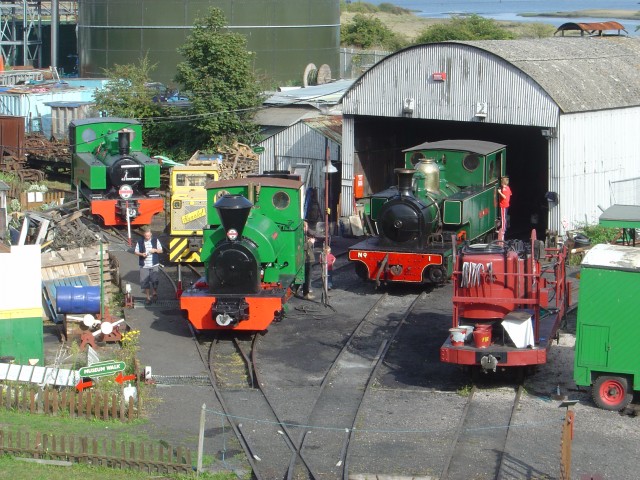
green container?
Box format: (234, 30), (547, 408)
(0, 316), (44, 365)
(574, 243), (640, 410)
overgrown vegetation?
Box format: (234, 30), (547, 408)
(573, 223), (620, 246)
(341, 14), (408, 50)
(341, 1), (412, 15)
(415, 14), (516, 43)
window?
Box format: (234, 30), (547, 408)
(272, 191), (290, 210)
(462, 153), (480, 172)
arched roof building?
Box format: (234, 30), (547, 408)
(340, 37), (640, 237)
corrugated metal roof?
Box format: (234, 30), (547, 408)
(302, 116), (342, 145)
(459, 37), (640, 113)
(264, 79), (354, 106)
(253, 106), (319, 127)
(404, 139), (505, 155)
(555, 22), (627, 35)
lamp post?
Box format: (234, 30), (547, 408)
(322, 139), (337, 306)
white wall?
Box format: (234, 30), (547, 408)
(556, 107), (640, 232)
(0, 245), (42, 311)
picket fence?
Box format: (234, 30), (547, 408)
(0, 429), (192, 474)
(0, 384), (137, 421)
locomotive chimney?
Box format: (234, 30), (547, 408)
(395, 168), (416, 197)
(118, 129), (132, 155)
(215, 194), (253, 240)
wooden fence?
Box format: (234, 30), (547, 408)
(0, 385), (137, 421)
(0, 429), (192, 474)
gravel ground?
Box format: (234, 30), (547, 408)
(44, 237), (639, 479)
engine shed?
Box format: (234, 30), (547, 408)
(340, 37), (640, 240)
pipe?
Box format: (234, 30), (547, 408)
(51, 0), (59, 68)
(395, 168), (415, 197)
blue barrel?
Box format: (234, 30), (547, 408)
(56, 286), (101, 314)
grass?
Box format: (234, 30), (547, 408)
(0, 455), (236, 479)
(0, 410), (237, 479)
(457, 384), (473, 397)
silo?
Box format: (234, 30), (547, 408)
(78, 0), (340, 85)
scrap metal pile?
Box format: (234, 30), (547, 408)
(0, 133), (70, 185)
(17, 208), (102, 251)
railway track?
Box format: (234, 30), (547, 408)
(188, 292), (423, 480)
(441, 382), (524, 480)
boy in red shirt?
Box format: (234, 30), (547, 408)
(497, 176), (512, 241)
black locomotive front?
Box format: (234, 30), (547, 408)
(207, 194), (261, 327)
(377, 169), (437, 249)
(106, 131), (144, 189)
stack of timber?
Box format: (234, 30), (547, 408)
(41, 244), (112, 290)
(41, 244), (114, 324)
(217, 142), (259, 179)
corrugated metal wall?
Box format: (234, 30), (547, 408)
(342, 43), (558, 126)
(258, 122), (340, 218)
(341, 116), (355, 217)
(557, 108), (640, 232)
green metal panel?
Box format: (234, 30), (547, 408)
(443, 187), (496, 239)
(70, 119), (142, 154)
(576, 325), (609, 368)
(0, 317), (44, 365)
(79, 0), (340, 85)
(142, 161), (161, 189)
(254, 186), (301, 229)
(73, 152), (107, 189)
(443, 201), (461, 224)
(573, 265), (640, 388)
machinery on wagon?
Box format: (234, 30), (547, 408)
(180, 173), (305, 331)
(349, 140), (505, 286)
(439, 231), (569, 373)
(69, 118), (163, 227)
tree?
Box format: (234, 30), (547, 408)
(175, 8), (263, 151)
(92, 55), (164, 145)
(94, 55), (163, 148)
(415, 14), (516, 43)
(341, 14), (407, 50)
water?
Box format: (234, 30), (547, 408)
(366, 0), (640, 34)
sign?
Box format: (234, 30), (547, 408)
(79, 360), (126, 378)
(252, 146), (265, 154)
(181, 207), (206, 224)
(76, 379), (93, 392)
(115, 372), (136, 385)
(119, 184), (133, 200)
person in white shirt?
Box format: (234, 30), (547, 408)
(134, 227), (163, 305)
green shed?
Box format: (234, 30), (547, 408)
(574, 242), (640, 410)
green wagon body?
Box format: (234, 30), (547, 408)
(574, 243), (640, 410)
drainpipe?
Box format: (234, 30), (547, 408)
(51, 0), (59, 69)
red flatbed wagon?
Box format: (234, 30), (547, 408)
(440, 231), (570, 372)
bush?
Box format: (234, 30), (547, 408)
(574, 223), (620, 246)
(341, 1), (412, 15)
(415, 14), (516, 43)
(341, 14), (408, 50)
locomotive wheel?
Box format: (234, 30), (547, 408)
(592, 375), (633, 411)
